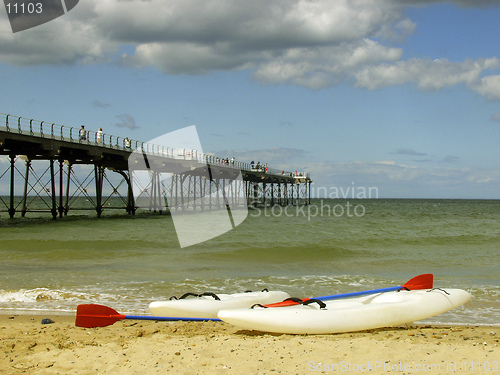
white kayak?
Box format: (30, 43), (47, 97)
(149, 290), (290, 319)
(218, 288), (471, 334)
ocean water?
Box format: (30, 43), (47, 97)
(0, 198), (498, 326)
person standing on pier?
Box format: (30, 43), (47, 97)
(79, 125), (86, 141)
(97, 128), (103, 143)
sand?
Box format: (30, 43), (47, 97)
(1, 314), (498, 374)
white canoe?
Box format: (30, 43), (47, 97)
(218, 288), (471, 334)
(149, 290), (290, 319)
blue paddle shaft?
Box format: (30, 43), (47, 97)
(315, 286), (403, 301)
(125, 315), (221, 322)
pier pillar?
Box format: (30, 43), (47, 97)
(175, 173), (179, 210)
(307, 180), (311, 205)
(253, 182), (258, 207)
(180, 174), (187, 210)
(94, 164), (104, 218)
(8, 155), (16, 218)
(157, 172), (163, 214)
(200, 175), (205, 211)
(270, 182), (275, 206)
(58, 160), (64, 218)
(49, 159), (57, 219)
(114, 170), (136, 215)
(21, 158), (31, 217)
(65, 164), (72, 215)
(191, 175), (196, 211)
(277, 182), (281, 206)
(209, 176), (213, 209)
(150, 171), (158, 212)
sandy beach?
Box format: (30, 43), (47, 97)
(1, 314), (498, 374)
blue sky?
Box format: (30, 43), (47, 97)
(0, 0), (499, 199)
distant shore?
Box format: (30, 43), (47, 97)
(1, 314), (498, 374)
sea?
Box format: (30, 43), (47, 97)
(0, 198), (498, 326)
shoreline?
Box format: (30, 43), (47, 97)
(1, 314), (498, 374)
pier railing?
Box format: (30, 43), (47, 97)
(1, 113), (309, 179)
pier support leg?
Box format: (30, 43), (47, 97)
(175, 174), (179, 210)
(169, 173), (175, 211)
(150, 171), (157, 212)
(209, 176), (212, 210)
(115, 170), (135, 215)
(65, 164), (72, 215)
(9, 155), (16, 218)
(306, 182), (311, 205)
(188, 175), (193, 211)
(253, 183), (258, 207)
(200, 175), (204, 211)
(49, 159), (57, 219)
(127, 172), (136, 215)
(21, 158), (31, 217)
(94, 164), (103, 218)
(157, 172), (163, 214)
(180, 174), (187, 211)
(271, 182), (276, 206)
(58, 160), (64, 218)
(216, 178), (220, 209)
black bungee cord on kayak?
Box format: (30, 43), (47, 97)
(428, 288), (450, 295)
(169, 292), (221, 300)
(169, 288), (271, 300)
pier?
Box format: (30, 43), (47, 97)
(0, 113), (312, 219)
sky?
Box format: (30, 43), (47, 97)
(0, 0), (499, 199)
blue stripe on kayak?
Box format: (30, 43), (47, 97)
(315, 286), (403, 301)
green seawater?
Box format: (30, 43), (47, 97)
(0, 199), (498, 325)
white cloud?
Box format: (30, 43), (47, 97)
(355, 58), (500, 90)
(305, 160), (500, 198)
(0, 0), (500, 99)
(0, 3), (113, 65)
(252, 39), (403, 89)
(472, 75), (500, 100)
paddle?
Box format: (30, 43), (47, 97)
(75, 304), (221, 328)
(264, 273), (433, 308)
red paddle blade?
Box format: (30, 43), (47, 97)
(75, 304), (126, 328)
(403, 273), (433, 290)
